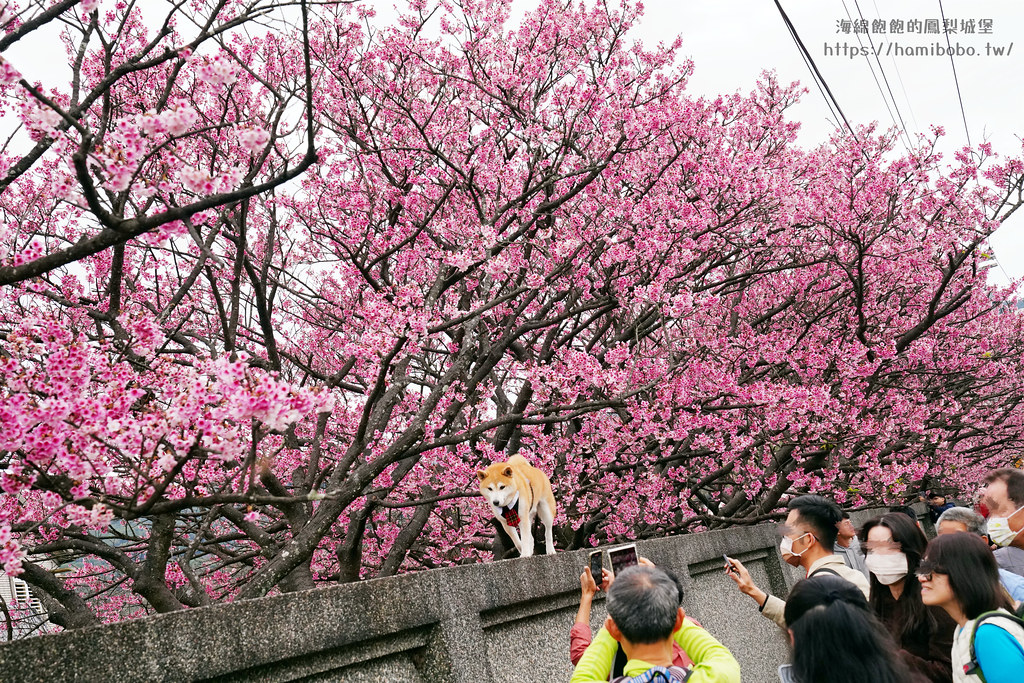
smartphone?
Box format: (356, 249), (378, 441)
(588, 550), (603, 585)
(607, 543), (638, 576)
(723, 554), (734, 573)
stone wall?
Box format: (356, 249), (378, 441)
(0, 509), (903, 683)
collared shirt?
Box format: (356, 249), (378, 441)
(760, 555), (871, 629)
(998, 568), (1024, 602)
(833, 535), (869, 578)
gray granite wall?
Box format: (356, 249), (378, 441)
(0, 518), (891, 683)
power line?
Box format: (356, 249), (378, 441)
(873, 0), (921, 139)
(937, 0), (971, 146)
(771, 0), (841, 128)
(786, 17), (844, 130)
(839, 1), (905, 147)
(772, 0), (859, 142)
(847, 0), (912, 148)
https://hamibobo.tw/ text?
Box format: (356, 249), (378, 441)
(824, 41), (1013, 59)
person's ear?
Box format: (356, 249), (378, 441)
(787, 628), (795, 647)
(605, 616), (623, 642)
(672, 607), (684, 633)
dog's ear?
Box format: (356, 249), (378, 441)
(476, 469), (486, 481)
(502, 466), (513, 477)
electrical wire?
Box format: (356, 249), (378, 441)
(848, 0), (912, 149)
(872, 0), (920, 139)
(787, 18), (844, 130)
(772, 0), (859, 142)
(937, 0), (971, 146)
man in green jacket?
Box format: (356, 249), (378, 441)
(570, 565), (741, 683)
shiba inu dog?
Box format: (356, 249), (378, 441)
(476, 454), (557, 557)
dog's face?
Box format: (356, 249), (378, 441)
(477, 464), (516, 509)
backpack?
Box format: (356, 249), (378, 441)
(964, 605), (1024, 681)
(611, 665), (692, 683)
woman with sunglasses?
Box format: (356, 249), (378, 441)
(919, 533), (1024, 683)
(860, 513), (956, 683)
(780, 574), (916, 683)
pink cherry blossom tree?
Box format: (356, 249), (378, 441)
(2, 0), (1024, 633)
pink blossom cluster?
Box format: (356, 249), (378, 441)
(194, 52), (239, 88)
(18, 95), (63, 139)
(138, 102), (200, 138)
(0, 2), (16, 26)
(238, 127), (270, 153)
(9, 239), (43, 266)
(0, 523), (23, 576)
(0, 57), (20, 86)
(0, 310), (330, 578)
(178, 165), (243, 195)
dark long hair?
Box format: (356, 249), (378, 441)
(859, 512), (933, 643)
(784, 575), (912, 683)
(923, 532), (1014, 620)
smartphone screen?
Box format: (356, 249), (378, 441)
(608, 544), (637, 575)
(589, 551), (603, 582)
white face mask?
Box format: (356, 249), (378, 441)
(864, 552), (908, 585)
(780, 532), (812, 557)
(988, 505), (1024, 547)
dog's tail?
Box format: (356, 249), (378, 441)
(506, 454), (529, 466)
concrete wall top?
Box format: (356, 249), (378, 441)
(0, 515), (897, 683)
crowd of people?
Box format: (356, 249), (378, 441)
(568, 467), (1024, 683)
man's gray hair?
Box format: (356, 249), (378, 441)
(606, 565), (681, 644)
(936, 506), (986, 536)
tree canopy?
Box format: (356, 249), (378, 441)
(1, 0), (1023, 631)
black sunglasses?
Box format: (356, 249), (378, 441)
(915, 560), (946, 581)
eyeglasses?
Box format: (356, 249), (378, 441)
(915, 560), (946, 581)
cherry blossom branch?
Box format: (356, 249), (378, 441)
(0, 0), (80, 52)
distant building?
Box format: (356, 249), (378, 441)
(0, 571), (51, 640)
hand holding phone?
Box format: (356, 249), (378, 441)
(723, 554), (735, 574)
(588, 550), (604, 589)
(607, 544), (638, 577)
